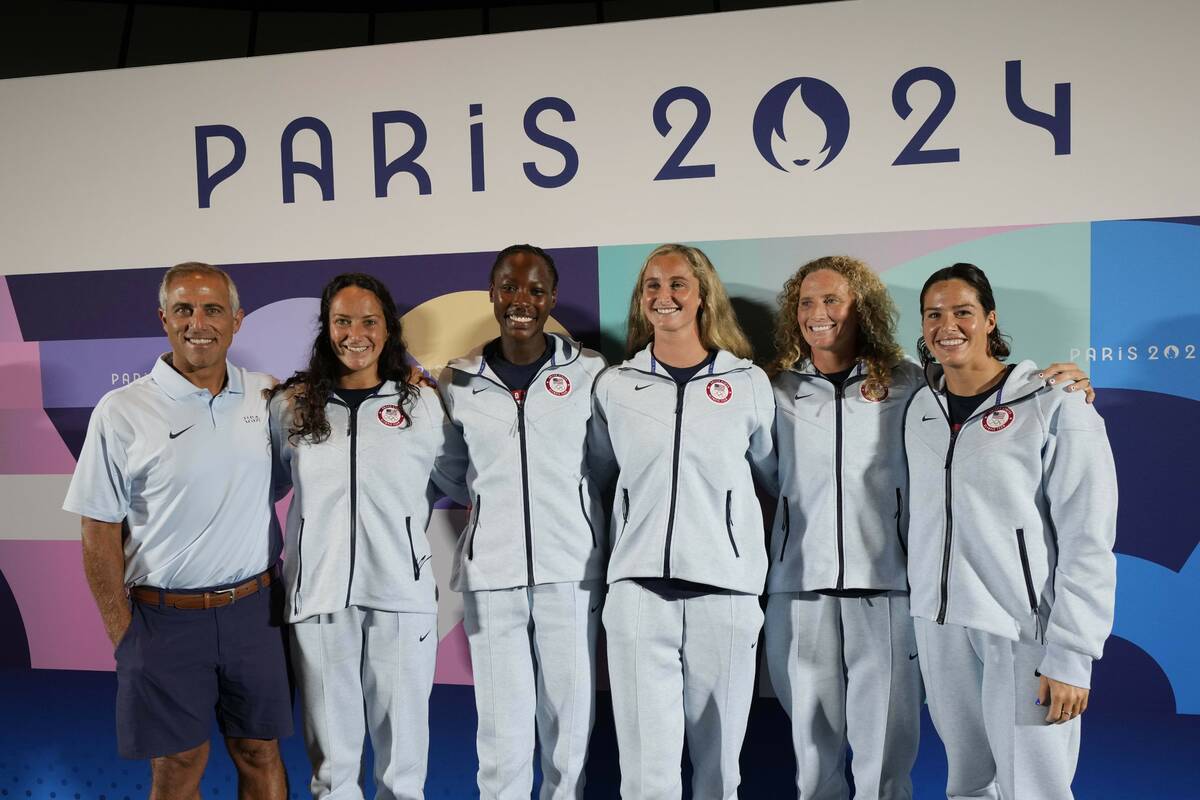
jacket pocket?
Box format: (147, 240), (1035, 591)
(1012, 527), (1041, 642)
(578, 478), (598, 548)
(778, 497), (791, 560)
(725, 490), (740, 558)
(467, 497), (482, 560)
(895, 488), (907, 556)
(406, 516), (431, 580)
(294, 517), (306, 612)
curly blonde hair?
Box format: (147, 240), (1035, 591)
(770, 255), (905, 386)
(625, 244), (753, 360)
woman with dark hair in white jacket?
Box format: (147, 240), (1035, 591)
(589, 244), (776, 800)
(434, 245), (608, 800)
(905, 262), (1116, 800)
(269, 273), (457, 800)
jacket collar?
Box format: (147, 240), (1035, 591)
(448, 332), (580, 377)
(788, 358), (866, 380)
(152, 354), (242, 401)
(624, 342), (753, 377)
(928, 359), (1046, 406)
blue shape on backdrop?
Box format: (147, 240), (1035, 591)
(752, 77), (850, 171)
(1090, 220), (1200, 402)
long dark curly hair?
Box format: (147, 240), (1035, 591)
(269, 273), (418, 444)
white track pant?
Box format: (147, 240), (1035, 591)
(913, 618), (1081, 800)
(463, 580), (602, 800)
(603, 580), (764, 800)
(291, 607), (438, 800)
(765, 591), (922, 800)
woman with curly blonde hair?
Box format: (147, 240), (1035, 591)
(589, 243), (776, 800)
(764, 255), (1092, 800)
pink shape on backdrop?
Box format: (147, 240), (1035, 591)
(0, 278), (23, 342)
(434, 619), (474, 685)
(0, 540), (115, 671)
(0, 342), (43, 408)
(820, 225), (1036, 273)
(0, 408), (78, 474)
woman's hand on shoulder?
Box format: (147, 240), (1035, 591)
(1039, 362), (1095, 404)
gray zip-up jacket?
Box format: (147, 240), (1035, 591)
(769, 359), (925, 594)
(903, 359), (1118, 688)
(270, 382), (455, 622)
(435, 334), (609, 592)
(589, 345), (777, 595)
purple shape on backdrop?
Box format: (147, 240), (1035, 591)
(228, 297), (320, 380)
(0, 342), (43, 408)
(0, 408), (80, 473)
(0, 566), (31, 668)
(5, 248), (602, 349)
(0, 277), (23, 341)
(38, 337), (164, 409)
(1096, 388), (1200, 572)
(44, 407), (93, 461)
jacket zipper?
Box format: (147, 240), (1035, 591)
(578, 481), (598, 548)
(294, 517), (306, 611)
(344, 401), (362, 608)
(894, 488), (906, 556)
(834, 382), (846, 589)
(1015, 527), (1042, 639)
(405, 516), (422, 581)
(778, 498), (791, 560)
(467, 496), (482, 560)
(725, 489), (740, 557)
(620, 488), (630, 543)
(515, 394), (535, 585)
(662, 382), (687, 578)
(935, 388), (1041, 625)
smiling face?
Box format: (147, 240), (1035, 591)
(640, 252), (702, 338)
(328, 285), (387, 387)
(159, 272), (243, 376)
(797, 268), (859, 368)
(490, 250), (557, 345)
(921, 278), (997, 370)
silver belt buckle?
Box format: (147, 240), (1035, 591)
(213, 587), (238, 605)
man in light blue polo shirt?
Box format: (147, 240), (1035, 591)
(63, 262), (292, 799)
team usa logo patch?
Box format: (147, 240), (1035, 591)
(859, 381), (889, 403)
(545, 373), (571, 397)
(981, 406), (1015, 432)
(706, 378), (733, 404)
(377, 404), (407, 428)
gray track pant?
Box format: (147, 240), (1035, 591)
(463, 580), (602, 800)
(291, 607), (438, 800)
(603, 579), (764, 800)
(913, 617), (1081, 800)
(765, 591), (922, 800)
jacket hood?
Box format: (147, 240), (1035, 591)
(931, 358), (1047, 406)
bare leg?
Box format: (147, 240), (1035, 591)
(226, 737), (288, 800)
(149, 740), (210, 800)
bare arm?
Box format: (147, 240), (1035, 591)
(81, 516), (130, 648)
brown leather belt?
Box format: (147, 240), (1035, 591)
(130, 570), (273, 610)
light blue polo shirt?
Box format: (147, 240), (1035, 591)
(64, 355), (281, 590)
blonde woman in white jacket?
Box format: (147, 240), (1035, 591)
(589, 244), (776, 800)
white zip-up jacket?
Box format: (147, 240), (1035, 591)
(589, 345), (777, 595)
(903, 359), (1118, 688)
(270, 382), (455, 622)
(435, 334), (609, 591)
(769, 359), (925, 594)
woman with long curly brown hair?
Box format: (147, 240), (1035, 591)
(764, 256), (1092, 800)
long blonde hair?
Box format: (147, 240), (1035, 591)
(770, 255), (905, 386)
(625, 244), (753, 360)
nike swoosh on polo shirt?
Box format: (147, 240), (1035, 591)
(169, 425), (196, 439)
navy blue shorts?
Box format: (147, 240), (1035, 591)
(114, 576), (293, 760)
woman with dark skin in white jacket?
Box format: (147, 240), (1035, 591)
(905, 262), (1116, 800)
